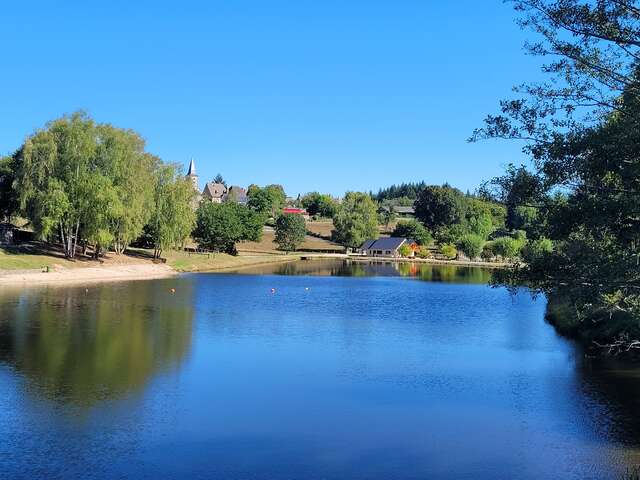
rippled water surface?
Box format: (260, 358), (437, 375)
(1, 260), (640, 479)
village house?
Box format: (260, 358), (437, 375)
(202, 182), (226, 203)
(360, 237), (418, 258)
(185, 160), (248, 205)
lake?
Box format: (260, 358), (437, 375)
(1, 259), (639, 479)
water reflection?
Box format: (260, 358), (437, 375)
(234, 259), (494, 283)
(0, 280), (194, 406)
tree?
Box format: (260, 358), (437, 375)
(483, 164), (545, 231)
(414, 185), (466, 232)
(147, 165), (196, 259)
(213, 173), (226, 185)
(301, 192), (337, 218)
(94, 124), (156, 254)
(0, 153), (19, 221)
(14, 112), (162, 258)
(473, 0), (640, 350)
(392, 219), (432, 245)
(332, 192), (379, 248)
(274, 213), (306, 252)
(374, 181), (427, 202)
(378, 204), (397, 230)
(193, 201), (263, 254)
(16, 112), (99, 258)
(463, 198), (501, 239)
(247, 184), (286, 218)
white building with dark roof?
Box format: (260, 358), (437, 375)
(360, 237), (416, 258)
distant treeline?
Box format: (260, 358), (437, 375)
(372, 182), (427, 202)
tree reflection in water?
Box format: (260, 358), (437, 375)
(237, 259), (494, 284)
(0, 279), (194, 406)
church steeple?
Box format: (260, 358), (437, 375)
(185, 158), (199, 192)
(187, 158), (196, 176)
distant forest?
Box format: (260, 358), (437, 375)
(372, 182), (427, 203)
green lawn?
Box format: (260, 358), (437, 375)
(0, 248), (60, 271)
(0, 244), (301, 274)
(164, 250), (301, 272)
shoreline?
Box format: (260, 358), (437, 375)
(0, 253), (509, 288)
(0, 263), (177, 287)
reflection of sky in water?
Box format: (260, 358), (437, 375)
(0, 263), (639, 479)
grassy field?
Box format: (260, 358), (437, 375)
(237, 229), (344, 254)
(306, 221), (334, 238)
(0, 243), (305, 273)
(306, 220), (398, 238)
(163, 249), (301, 272)
(0, 248), (61, 270)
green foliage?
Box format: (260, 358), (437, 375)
(414, 185), (466, 231)
(11, 112), (174, 258)
(377, 205), (396, 229)
(193, 201), (262, 254)
(416, 245), (431, 259)
(513, 205), (538, 233)
(247, 184), (286, 218)
(398, 244), (412, 258)
(521, 237), (553, 264)
(464, 198), (503, 239)
(473, 0), (640, 348)
(301, 192), (337, 218)
(0, 154), (19, 221)
(482, 165), (545, 232)
(274, 213), (306, 252)
(374, 182), (426, 202)
(457, 234), (485, 259)
(147, 165), (196, 258)
(490, 236), (524, 260)
(436, 223), (468, 245)
(332, 192), (379, 248)
(392, 219), (432, 245)
(213, 173), (225, 185)
(440, 243), (457, 260)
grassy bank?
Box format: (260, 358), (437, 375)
(162, 250), (302, 273)
(0, 243), (304, 282)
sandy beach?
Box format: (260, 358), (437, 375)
(0, 263), (177, 287)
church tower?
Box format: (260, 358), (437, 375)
(186, 158), (199, 192)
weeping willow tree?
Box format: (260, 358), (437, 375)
(13, 111), (180, 258)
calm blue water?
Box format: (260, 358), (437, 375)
(1, 260), (639, 479)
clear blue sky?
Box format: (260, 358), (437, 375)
(0, 0), (541, 197)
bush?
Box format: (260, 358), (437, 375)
(457, 234), (485, 259)
(435, 223), (468, 245)
(416, 245), (431, 259)
(398, 244), (413, 257)
(513, 229), (527, 241)
(522, 237), (553, 263)
(440, 243), (457, 260)
(491, 236), (523, 259)
(481, 241), (495, 260)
